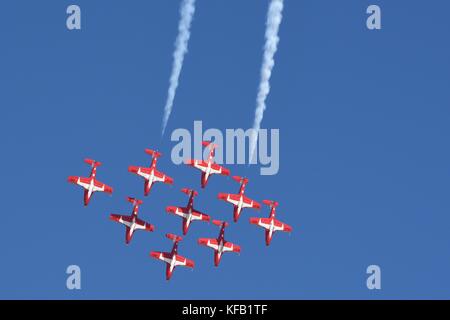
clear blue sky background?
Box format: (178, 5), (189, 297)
(1, 0), (450, 299)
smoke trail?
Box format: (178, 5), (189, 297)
(250, 0), (284, 162)
(161, 0), (196, 136)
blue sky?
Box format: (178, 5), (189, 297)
(1, 0), (450, 299)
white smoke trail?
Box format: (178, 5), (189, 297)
(250, 0), (284, 162)
(161, 0), (196, 136)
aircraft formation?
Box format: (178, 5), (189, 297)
(67, 141), (292, 280)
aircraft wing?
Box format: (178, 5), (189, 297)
(110, 214), (133, 227)
(166, 206), (188, 219)
(223, 241), (241, 253)
(167, 206), (209, 222)
(241, 195), (261, 209)
(191, 209), (210, 222)
(250, 218), (292, 232)
(198, 238), (219, 251)
(134, 217), (155, 231)
(129, 166), (151, 179)
(273, 219), (292, 232)
(210, 163), (230, 176)
(150, 251), (172, 264)
(93, 179), (113, 193)
(218, 193), (241, 206)
(186, 160), (208, 173)
(68, 176), (90, 189)
(174, 254), (195, 268)
(219, 194), (259, 209)
(154, 169), (174, 184)
(186, 160), (229, 176)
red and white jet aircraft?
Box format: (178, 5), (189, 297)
(249, 200), (292, 246)
(109, 197), (155, 244)
(185, 141), (230, 188)
(67, 159), (113, 206)
(150, 233), (195, 280)
(218, 176), (261, 222)
(198, 220), (241, 267)
(128, 149), (174, 196)
(166, 188), (210, 235)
